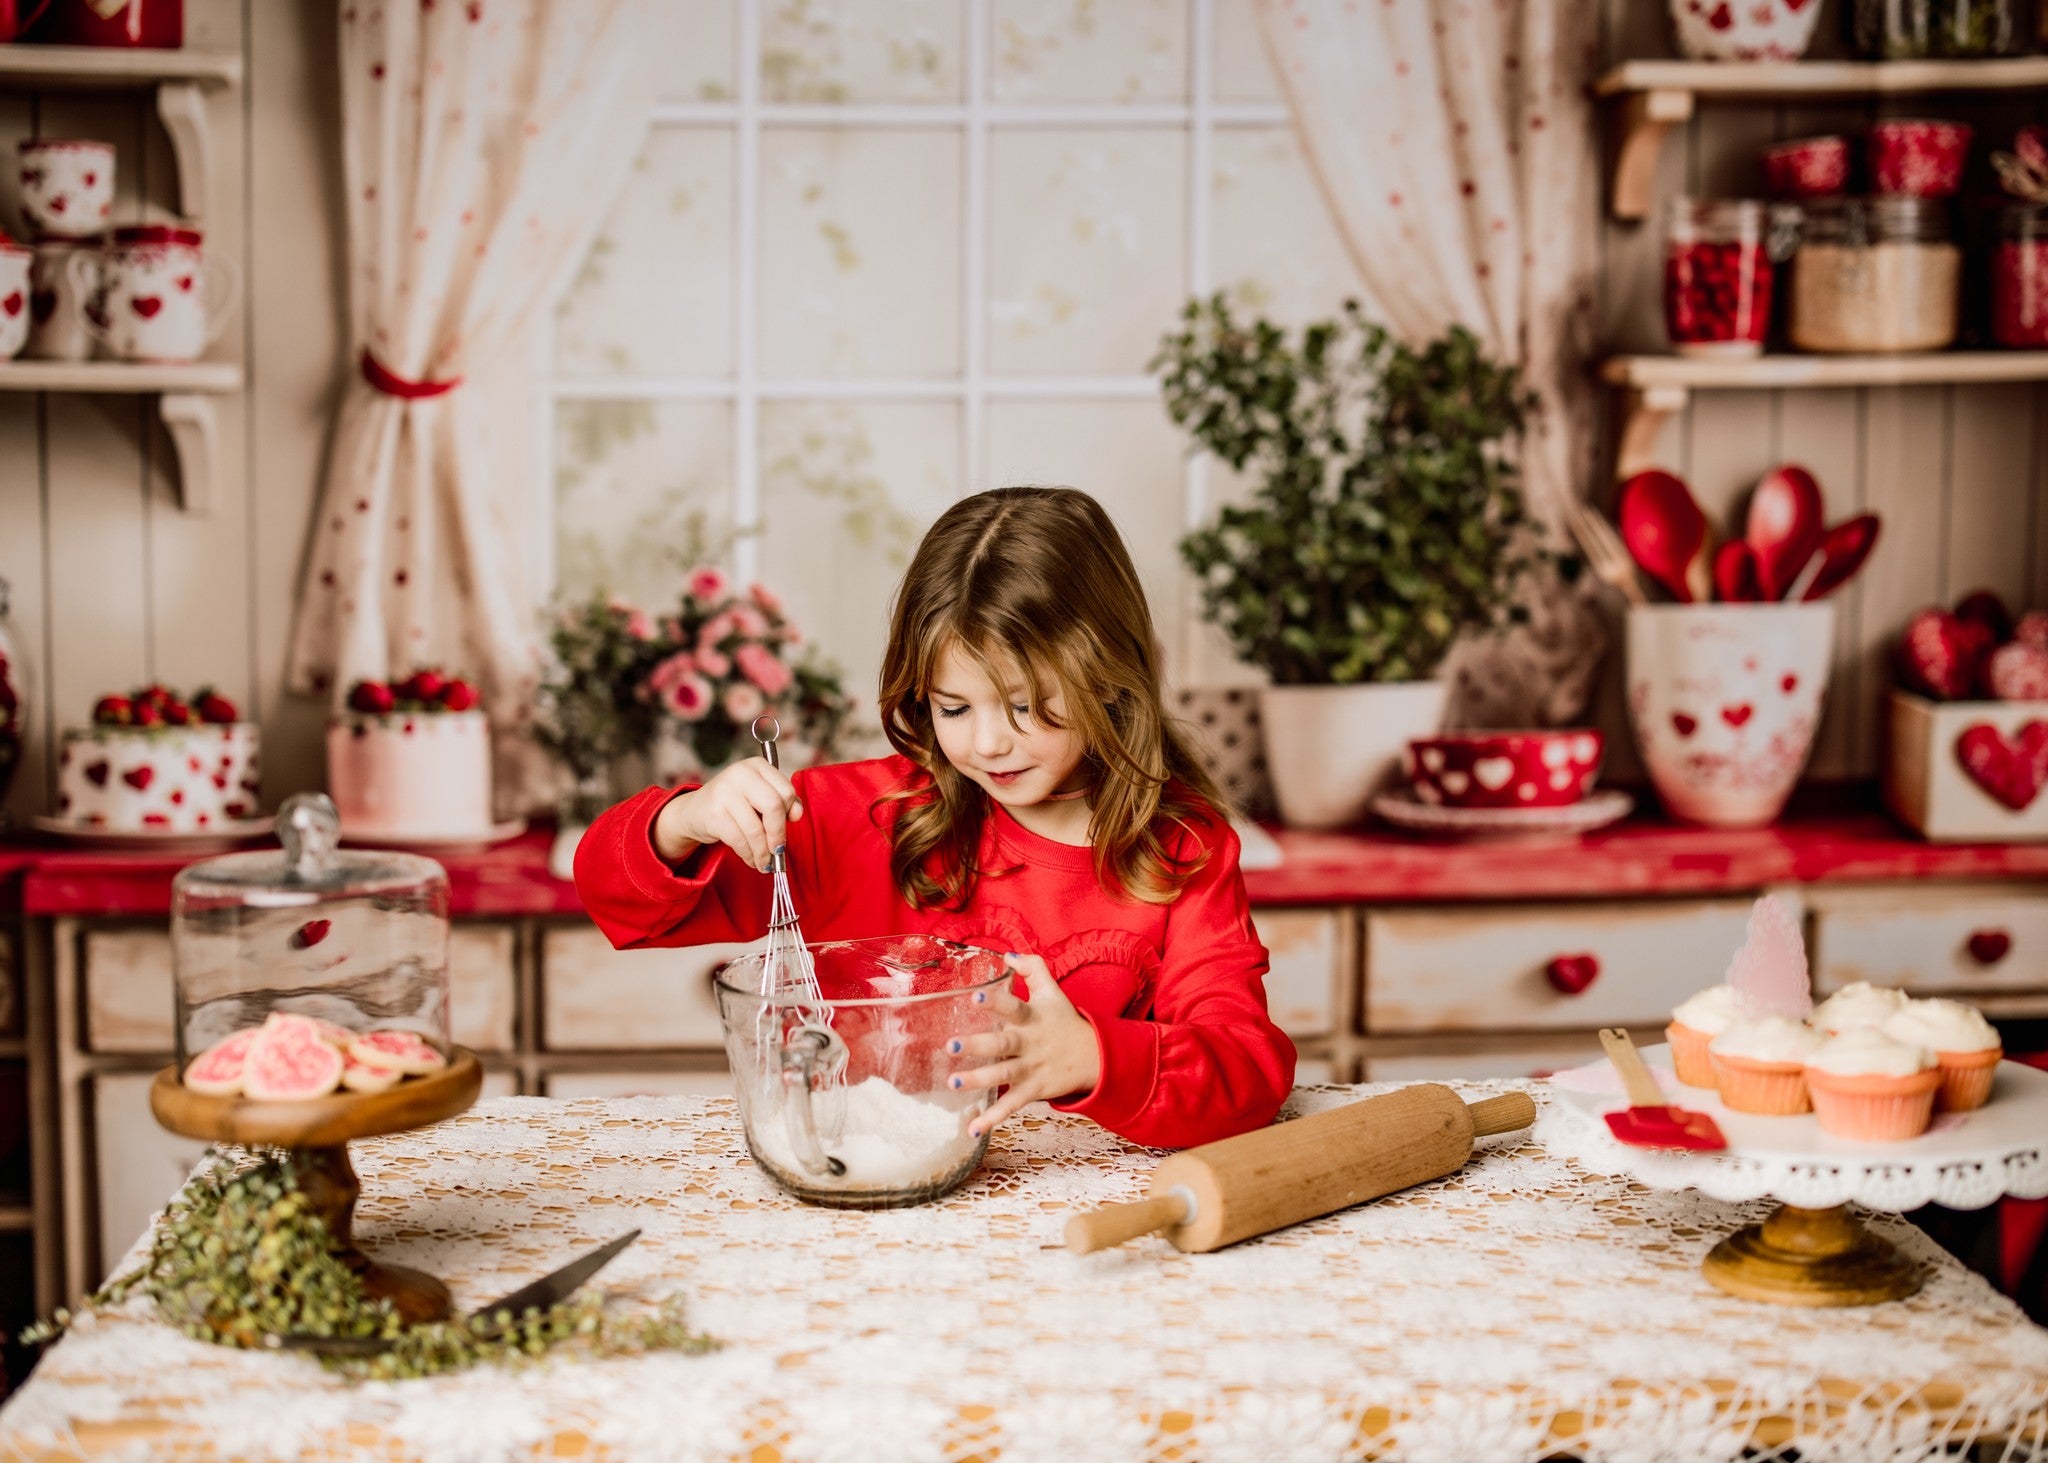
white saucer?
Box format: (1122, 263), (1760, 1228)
(1370, 787), (1633, 841)
(31, 815), (272, 855)
(338, 817), (527, 851)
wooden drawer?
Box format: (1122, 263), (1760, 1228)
(1253, 908), (1341, 1039)
(541, 926), (744, 1051)
(1361, 1030), (1661, 1084)
(544, 1066), (734, 1099)
(91, 1072), (211, 1283)
(85, 923), (519, 1054)
(1363, 898), (1759, 1035)
(1810, 886), (2048, 1000)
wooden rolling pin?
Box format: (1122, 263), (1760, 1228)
(1065, 1083), (1536, 1255)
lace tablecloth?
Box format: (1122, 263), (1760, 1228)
(4, 1084), (2047, 1463)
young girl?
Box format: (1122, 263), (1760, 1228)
(574, 485), (1294, 1149)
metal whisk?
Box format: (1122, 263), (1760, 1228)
(750, 716), (836, 1080)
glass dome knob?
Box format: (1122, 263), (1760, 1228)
(277, 791), (341, 881)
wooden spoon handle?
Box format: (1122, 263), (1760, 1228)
(1599, 1028), (1669, 1109)
(1467, 1092), (1537, 1137)
(1064, 1193), (1191, 1255)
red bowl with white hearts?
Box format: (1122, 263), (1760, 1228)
(1868, 120), (1973, 198)
(1761, 136), (1849, 198)
(1405, 730), (1605, 810)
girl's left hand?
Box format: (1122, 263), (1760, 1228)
(948, 953), (1101, 1138)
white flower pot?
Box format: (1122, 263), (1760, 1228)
(1626, 602), (1835, 828)
(1259, 681), (1448, 830)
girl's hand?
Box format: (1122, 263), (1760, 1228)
(651, 759), (803, 871)
(948, 953), (1101, 1138)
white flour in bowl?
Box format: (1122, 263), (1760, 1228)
(749, 1075), (981, 1191)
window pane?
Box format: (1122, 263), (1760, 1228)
(555, 400), (733, 607)
(758, 400), (960, 736)
(760, 130), (963, 378)
(989, 0), (1187, 104)
(987, 130), (1186, 376)
(555, 129), (734, 380)
(654, 0), (738, 103)
(1212, 0), (1281, 103)
(982, 400), (1190, 678)
(762, 0), (964, 102)
(1211, 127), (1358, 328)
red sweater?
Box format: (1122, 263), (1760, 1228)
(573, 755), (1295, 1148)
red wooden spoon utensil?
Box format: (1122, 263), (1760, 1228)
(1617, 470), (1709, 604)
(1712, 540), (1762, 603)
(1597, 1028), (1727, 1151)
(1746, 464), (1825, 602)
(1800, 513), (1881, 600)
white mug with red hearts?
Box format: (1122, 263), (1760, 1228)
(74, 224), (236, 363)
(17, 139), (114, 240)
(1626, 602), (1835, 828)
(0, 239), (32, 359)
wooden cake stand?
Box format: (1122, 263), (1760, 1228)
(149, 1048), (483, 1323)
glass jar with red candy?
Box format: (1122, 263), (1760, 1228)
(1664, 199), (1781, 357)
(1991, 203), (2048, 349)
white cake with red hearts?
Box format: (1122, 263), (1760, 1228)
(326, 670), (494, 840)
(56, 686), (259, 831)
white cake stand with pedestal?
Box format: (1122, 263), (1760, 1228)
(1545, 1045), (2048, 1306)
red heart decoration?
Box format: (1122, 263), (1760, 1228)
(225, 800), (249, 817)
(1781, 673), (1799, 695)
(1672, 712), (1698, 738)
(1967, 930), (2012, 966)
(169, 789), (184, 805)
(212, 773), (228, 790)
(1955, 722), (2048, 812)
(82, 171), (96, 186)
(1721, 703), (1754, 728)
(131, 296), (163, 319)
(176, 275), (194, 292)
(1545, 953), (1600, 995)
(142, 813), (168, 826)
(47, 194), (67, 214)
(1, 291), (21, 318)
(290, 919), (333, 950)
(84, 759), (109, 787)
(122, 765), (154, 791)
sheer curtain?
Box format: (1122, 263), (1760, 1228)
(286, 0), (660, 783)
(1256, 0), (1607, 725)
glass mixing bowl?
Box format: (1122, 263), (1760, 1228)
(714, 934), (1008, 1208)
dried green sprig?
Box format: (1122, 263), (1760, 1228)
(22, 1149), (719, 1380)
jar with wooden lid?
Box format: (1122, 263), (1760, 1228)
(1788, 198), (1960, 353)
(1851, 0), (2022, 56)
(1991, 203), (2048, 349)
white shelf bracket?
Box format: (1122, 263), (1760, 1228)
(1611, 88), (1693, 222)
(158, 392), (217, 516)
(155, 80), (209, 219)
(1615, 384), (1689, 479)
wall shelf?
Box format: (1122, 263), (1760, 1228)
(0, 359), (242, 516)
(1594, 57), (2048, 220)
(1601, 352), (2048, 474)
(0, 45), (241, 219)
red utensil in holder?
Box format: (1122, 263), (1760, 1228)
(27, 0), (182, 48)
(1599, 1028), (1728, 1152)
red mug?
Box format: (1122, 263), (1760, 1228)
(0, 0), (51, 42)
(27, 0), (182, 47)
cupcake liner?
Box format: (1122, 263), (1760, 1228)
(1666, 1021), (1719, 1088)
(1933, 1046), (2002, 1112)
(1805, 1066), (1941, 1141)
(1711, 1051), (1811, 1114)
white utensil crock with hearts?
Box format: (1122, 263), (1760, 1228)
(1627, 602), (1835, 828)
(73, 224), (235, 362)
(0, 241), (33, 359)
(17, 139), (114, 240)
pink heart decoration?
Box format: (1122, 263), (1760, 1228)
(1721, 703), (1754, 728)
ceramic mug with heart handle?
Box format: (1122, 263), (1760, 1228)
(1626, 602), (1835, 828)
(74, 225), (236, 362)
(0, 239), (33, 359)
(17, 139), (114, 241)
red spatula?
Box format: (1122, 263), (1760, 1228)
(1598, 1028), (1727, 1151)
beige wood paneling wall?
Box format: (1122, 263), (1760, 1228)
(0, 0), (343, 825)
(1595, 0), (2048, 781)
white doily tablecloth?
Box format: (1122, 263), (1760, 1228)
(3, 1084), (2046, 1463)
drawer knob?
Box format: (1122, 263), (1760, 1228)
(1545, 953), (1600, 995)
(1966, 929), (2012, 967)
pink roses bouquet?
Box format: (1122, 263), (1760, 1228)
(639, 567), (852, 772)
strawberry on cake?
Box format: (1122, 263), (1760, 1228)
(56, 685), (259, 831)
(327, 669), (494, 841)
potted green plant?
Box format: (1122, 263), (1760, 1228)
(1154, 296), (1539, 828)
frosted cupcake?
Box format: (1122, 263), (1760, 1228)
(1804, 1029), (1941, 1141)
(1666, 985), (1746, 1088)
(1881, 999), (2002, 1112)
(1810, 981), (1909, 1035)
(1709, 1017), (1823, 1115)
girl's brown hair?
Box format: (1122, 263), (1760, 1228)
(877, 485), (1225, 910)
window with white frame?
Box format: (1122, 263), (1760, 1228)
(547, 0), (1355, 730)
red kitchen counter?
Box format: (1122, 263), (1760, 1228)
(7, 801), (2047, 917)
